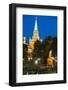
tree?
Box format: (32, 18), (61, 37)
(42, 36), (53, 64)
(33, 40), (42, 58)
(23, 44), (28, 60)
(51, 37), (57, 57)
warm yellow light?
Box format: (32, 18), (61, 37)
(29, 42), (34, 49)
(47, 57), (53, 66)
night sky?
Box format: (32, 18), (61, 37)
(23, 15), (57, 44)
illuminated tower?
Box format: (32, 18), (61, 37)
(29, 17), (40, 49)
(32, 17), (39, 42)
(28, 17), (40, 60)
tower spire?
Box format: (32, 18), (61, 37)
(34, 17), (38, 31)
(32, 17), (39, 40)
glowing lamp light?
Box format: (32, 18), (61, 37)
(35, 60), (38, 65)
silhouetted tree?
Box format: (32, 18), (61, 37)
(42, 36), (53, 64)
(33, 40), (42, 58)
(23, 44), (28, 60)
(51, 37), (57, 57)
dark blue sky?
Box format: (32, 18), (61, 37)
(23, 15), (57, 44)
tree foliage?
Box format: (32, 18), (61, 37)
(32, 36), (57, 64)
(23, 44), (28, 60)
(33, 40), (42, 58)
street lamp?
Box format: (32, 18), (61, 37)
(35, 60), (38, 65)
(34, 58), (41, 65)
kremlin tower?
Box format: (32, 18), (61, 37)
(27, 17), (40, 60)
(23, 17), (42, 61)
(28, 17), (40, 49)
